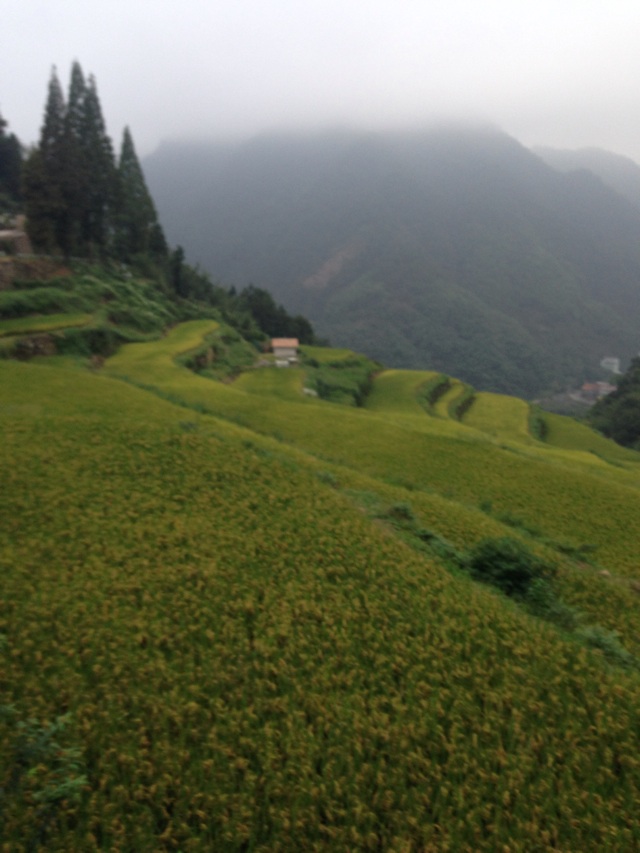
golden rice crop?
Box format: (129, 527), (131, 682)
(103, 327), (640, 577)
(0, 312), (93, 337)
(365, 369), (438, 415)
(462, 391), (533, 442)
(432, 378), (467, 419)
(5, 342), (640, 849)
(234, 367), (305, 399)
(300, 345), (357, 364)
(543, 410), (640, 469)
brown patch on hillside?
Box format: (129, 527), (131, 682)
(0, 258), (70, 291)
(302, 241), (363, 289)
(14, 334), (58, 359)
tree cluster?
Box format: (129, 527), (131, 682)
(21, 63), (167, 262)
(236, 285), (316, 344)
(1, 65), (321, 344)
(0, 110), (22, 211)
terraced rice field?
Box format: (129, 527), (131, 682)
(233, 366), (305, 399)
(300, 344), (358, 363)
(0, 312), (93, 337)
(543, 410), (640, 468)
(462, 391), (534, 442)
(4, 325), (640, 850)
(432, 378), (469, 419)
(364, 369), (438, 415)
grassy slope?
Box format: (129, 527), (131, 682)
(105, 328), (640, 654)
(3, 325), (640, 849)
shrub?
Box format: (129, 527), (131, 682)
(577, 626), (637, 669)
(55, 327), (121, 357)
(386, 502), (416, 522)
(525, 578), (580, 631)
(465, 537), (555, 598)
(0, 287), (92, 319)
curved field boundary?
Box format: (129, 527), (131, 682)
(433, 379), (468, 419)
(365, 369), (440, 415)
(106, 319), (220, 372)
(461, 391), (534, 442)
(104, 322), (640, 489)
(364, 370), (481, 440)
(542, 411), (640, 469)
(102, 323), (640, 572)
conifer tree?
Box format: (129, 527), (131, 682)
(114, 127), (167, 260)
(24, 63), (167, 263)
(23, 67), (68, 252)
(59, 62), (116, 256)
(24, 63), (118, 257)
(61, 61), (88, 252)
(78, 75), (116, 254)
(0, 109), (23, 205)
(39, 68), (66, 164)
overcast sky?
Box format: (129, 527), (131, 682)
(3, 0), (640, 161)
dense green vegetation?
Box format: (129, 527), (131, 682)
(0, 109), (22, 211)
(300, 346), (380, 406)
(3, 307), (640, 849)
(19, 62), (166, 262)
(589, 356), (640, 448)
(0, 261), (322, 366)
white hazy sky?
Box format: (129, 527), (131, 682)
(3, 0), (640, 161)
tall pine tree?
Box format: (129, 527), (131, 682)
(78, 74), (116, 254)
(58, 63), (116, 257)
(61, 61), (88, 253)
(23, 67), (67, 252)
(114, 127), (167, 261)
(24, 63), (166, 263)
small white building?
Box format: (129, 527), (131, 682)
(271, 337), (299, 367)
(600, 356), (621, 375)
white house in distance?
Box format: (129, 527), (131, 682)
(600, 356), (621, 375)
(271, 337), (299, 367)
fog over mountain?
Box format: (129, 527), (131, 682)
(6, 2), (640, 163)
(534, 146), (640, 211)
(144, 124), (640, 396)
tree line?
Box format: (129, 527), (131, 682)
(0, 111), (22, 213)
(18, 62), (166, 263)
(0, 64), (319, 343)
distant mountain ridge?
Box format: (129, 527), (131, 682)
(144, 126), (640, 396)
(533, 145), (640, 210)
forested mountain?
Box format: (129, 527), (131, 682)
(145, 126), (640, 396)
